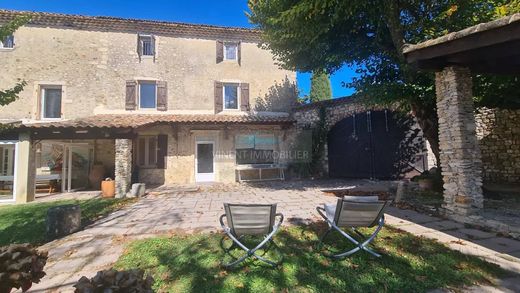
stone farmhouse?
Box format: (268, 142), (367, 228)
(0, 10), (298, 203)
(1, 10), (517, 209)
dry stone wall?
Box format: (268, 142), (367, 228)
(476, 108), (520, 183)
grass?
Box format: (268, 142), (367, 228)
(115, 223), (505, 292)
(0, 198), (135, 246)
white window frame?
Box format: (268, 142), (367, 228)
(40, 85), (63, 120)
(139, 34), (154, 56)
(222, 83), (240, 111)
(223, 42), (238, 61)
(138, 81), (158, 110)
(0, 141), (18, 203)
(137, 136), (158, 168)
(0, 34), (14, 50)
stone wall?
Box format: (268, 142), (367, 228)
(115, 139), (132, 197)
(435, 66), (483, 214)
(135, 124), (288, 185)
(0, 25), (296, 120)
(476, 108), (520, 183)
(293, 97), (427, 177)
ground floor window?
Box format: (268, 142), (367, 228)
(137, 136), (158, 167)
(235, 134), (277, 165)
(0, 142), (16, 201)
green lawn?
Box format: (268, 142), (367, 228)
(0, 198), (135, 246)
(115, 223), (505, 292)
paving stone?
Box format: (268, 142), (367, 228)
(422, 220), (465, 231)
(474, 237), (520, 254)
(453, 228), (496, 240)
(386, 207), (441, 224)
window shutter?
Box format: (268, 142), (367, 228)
(157, 134), (168, 169)
(240, 83), (250, 112)
(216, 40), (224, 63)
(238, 41), (242, 66)
(137, 34), (142, 62)
(151, 35), (156, 62)
(125, 81), (137, 110)
(157, 81), (168, 111)
(214, 81), (223, 113)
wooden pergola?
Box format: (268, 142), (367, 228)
(404, 13), (520, 217)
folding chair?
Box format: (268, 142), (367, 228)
(316, 196), (390, 258)
(219, 203), (284, 268)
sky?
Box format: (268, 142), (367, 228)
(0, 0), (357, 98)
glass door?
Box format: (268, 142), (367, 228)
(62, 144), (93, 192)
(0, 142), (16, 201)
(195, 141), (215, 182)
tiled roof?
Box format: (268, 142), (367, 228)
(19, 114), (295, 129)
(0, 10), (262, 42)
(404, 13), (520, 54)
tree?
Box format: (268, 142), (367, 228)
(309, 70), (332, 102)
(0, 15), (30, 106)
(248, 0), (520, 166)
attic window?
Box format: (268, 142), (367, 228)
(224, 42), (238, 60)
(138, 34), (155, 56)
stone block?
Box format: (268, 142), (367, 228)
(46, 204), (82, 241)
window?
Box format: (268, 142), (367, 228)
(224, 43), (238, 60)
(0, 142), (16, 201)
(223, 83), (239, 110)
(235, 134), (276, 165)
(138, 35), (155, 56)
(0, 35), (14, 49)
(139, 81), (157, 109)
(41, 86), (62, 119)
(137, 136), (157, 167)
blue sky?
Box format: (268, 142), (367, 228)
(0, 0), (357, 98)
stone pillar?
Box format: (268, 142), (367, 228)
(435, 66), (483, 215)
(115, 139), (132, 198)
(15, 132), (36, 203)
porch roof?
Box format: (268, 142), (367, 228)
(15, 114), (295, 129)
(403, 13), (520, 74)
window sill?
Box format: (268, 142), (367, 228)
(0, 47), (15, 52)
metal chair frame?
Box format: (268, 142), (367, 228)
(219, 205), (284, 268)
(316, 199), (389, 259)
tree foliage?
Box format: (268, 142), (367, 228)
(248, 0), (520, 166)
(309, 70), (332, 102)
(0, 15), (30, 106)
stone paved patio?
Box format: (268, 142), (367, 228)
(26, 180), (520, 292)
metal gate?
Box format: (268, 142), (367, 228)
(328, 110), (421, 179)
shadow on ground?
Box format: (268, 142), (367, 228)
(114, 222), (506, 292)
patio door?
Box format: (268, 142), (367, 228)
(62, 144), (93, 192)
(195, 141), (215, 182)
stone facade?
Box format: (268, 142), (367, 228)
(475, 108), (520, 183)
(435, 66), (483, 214)
(136, 124), (291, 184)
(114, 139), (132, 198)
(0, 24), (296, 120)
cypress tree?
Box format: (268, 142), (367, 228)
(309, 70), (331, 102)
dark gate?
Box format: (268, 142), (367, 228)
(328, 110), (421, 179)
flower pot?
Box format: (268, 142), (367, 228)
(418, 178), (434, 190)
(101, 179), (115, 198)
